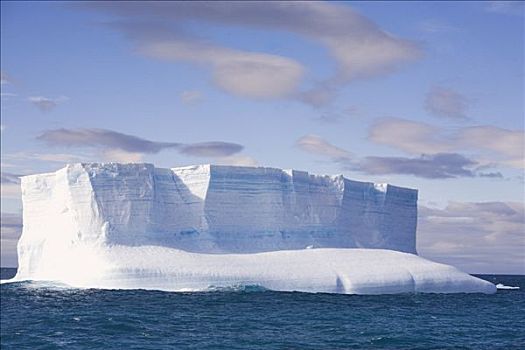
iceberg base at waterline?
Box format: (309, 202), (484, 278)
(9, 246), (496, 294)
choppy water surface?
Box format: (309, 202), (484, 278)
(1, 269), (523, 349)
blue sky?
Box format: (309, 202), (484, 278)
(1, 1), (524, 273)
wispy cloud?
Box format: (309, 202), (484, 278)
(37, 128), (244, 161)
(28, 96), (68, 112)
(296, 135), (352, 160)
(1, 150), (141, 173)
(418, 201), (525, 274)
(478, 171), (504, 178)
(0, 212), (22, 235)
(425, 86), (469, 119)
(359, 153), (477, 179)
(0, 172), (22, 199)
(369, 118), (450, 154)
(84, 2), (421, 105)
(1, 172), (21, 185)
(2, 151), (87, 164)
(180, 90), (203, 105)
(38, 128), (181, 153)
(180, 142), (243, 158)
(297, 83), (338, 109)
(139, 35), (304, 99)
(484, 1), (524, 16)
(369, 118), (524, 169)
(459, 126), (525, 168)
(296, 134), (509, 179)
(418, 19), (459, 33)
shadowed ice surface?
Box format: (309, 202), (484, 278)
(1, 269), (523, 349)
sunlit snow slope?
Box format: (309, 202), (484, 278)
(12, 163), (495, 294)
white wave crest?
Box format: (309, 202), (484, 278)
(496, 283), (520, 290)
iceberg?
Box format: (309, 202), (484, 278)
(9, 163), (495, 294)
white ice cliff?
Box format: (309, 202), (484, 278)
(11, 163), (495, 294)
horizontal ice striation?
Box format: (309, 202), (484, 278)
(19, 163), (417, 256)
(12, 163), (494, 294)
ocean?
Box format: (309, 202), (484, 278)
(1, 269), (523, 349)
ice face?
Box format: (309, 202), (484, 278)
(19, 163), (418, 256)
(12, 163), (494, 294)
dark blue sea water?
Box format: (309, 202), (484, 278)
(1, 269), (524, 349)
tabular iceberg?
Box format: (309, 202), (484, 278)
(11, 163), (495, 294)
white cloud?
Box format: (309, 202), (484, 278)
(35, 128), (244, 164)
(296, 135), (352, 159)
(369, 118), (449, 154)
(458, 126), (525, 168)
(86, 2), (421, 103)
(369, 118), (525, 169)
(142, 41), (304, 99)
(28, 96), (68, 112)
(296, 134), (509, 179)
(418, 201), (525, 274)
(323, 30), (420, 80)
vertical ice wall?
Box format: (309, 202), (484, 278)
(337, 180), (417, 253)
(17, 164), (107, 279)
(17, 163), (418, 271)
